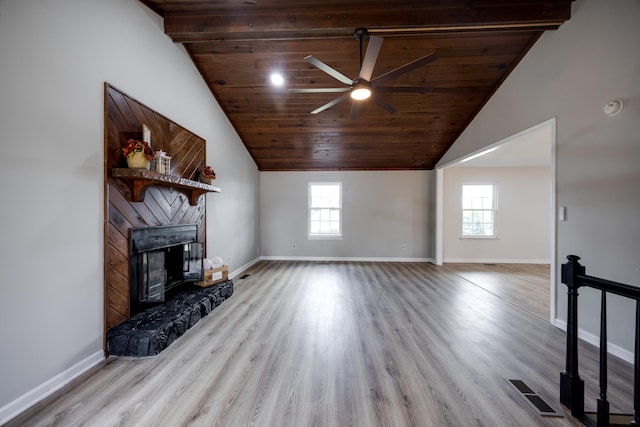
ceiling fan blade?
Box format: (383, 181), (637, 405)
(350, 101), (361, 120)
(305, 55), (354, 86)
(375, 86), (434, 94)
(289, 88), (350, 93)
(372, 95), (397, 114)
(371, 53), (437, 88)
(359, 36), (383, 82)
(311, 93), (350, 115)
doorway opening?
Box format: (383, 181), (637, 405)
(435, 118), (557, 323)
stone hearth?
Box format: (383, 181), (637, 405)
(107, 280), (233, 357)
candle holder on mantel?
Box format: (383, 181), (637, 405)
(152, 150), (171, 174)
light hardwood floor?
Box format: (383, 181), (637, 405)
(445, 263), (550, 320)
(6, 261), (633, 426)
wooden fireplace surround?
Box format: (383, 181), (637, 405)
(103, 83), (218, 343)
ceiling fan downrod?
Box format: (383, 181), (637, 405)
(354, 28), (369, 69)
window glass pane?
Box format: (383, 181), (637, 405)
(310, 185), (340, 208)
(482, 195), (492, 209)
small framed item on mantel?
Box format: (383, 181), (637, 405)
(142, 124), (151, 144)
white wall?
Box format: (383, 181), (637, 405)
(0, 0), (259, 417)
(443, 167), (551, 263)
(260, 171), (435, 260)
(437, 0), (640, 358)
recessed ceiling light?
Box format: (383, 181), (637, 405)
(270, 73), (284, 86)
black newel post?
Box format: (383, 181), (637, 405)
(560, 255), (585, 420)
(633, 300), (640, 426)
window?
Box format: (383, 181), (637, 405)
(462, 183), (497, 237)
(308, 182), (342, 238)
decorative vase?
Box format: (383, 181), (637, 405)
(199, 176), (213, 185)
(127, 151), (150, 169)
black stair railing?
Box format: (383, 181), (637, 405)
(560, 255), (640, 427)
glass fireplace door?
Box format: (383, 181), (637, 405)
(183, 242), (203, 281)
(139, 251), (165, 303)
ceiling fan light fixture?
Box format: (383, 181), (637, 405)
(351, 87), (371, 100)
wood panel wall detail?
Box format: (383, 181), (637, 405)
(103, 83), (208, 337)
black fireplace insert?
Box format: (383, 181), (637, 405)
(129, 224), (203, 315)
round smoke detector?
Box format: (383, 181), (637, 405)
(603, 99), (624, 116)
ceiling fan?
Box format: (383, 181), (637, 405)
(289, 28), (437, 119)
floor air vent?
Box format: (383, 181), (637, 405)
(507, 379), (562, 417)
(239, 274), (250, 279)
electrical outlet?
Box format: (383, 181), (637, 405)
(401, 244), (406, 250)
(292, 243), (297, 249)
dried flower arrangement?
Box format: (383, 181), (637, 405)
(122, 139), (155, 161)
(199, 165), (216, 180)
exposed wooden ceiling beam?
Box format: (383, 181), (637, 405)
(162, 1), (572, 43)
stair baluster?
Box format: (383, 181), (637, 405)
(560, 255), (640, 427)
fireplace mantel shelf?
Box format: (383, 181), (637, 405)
(112, 168), (221, 206)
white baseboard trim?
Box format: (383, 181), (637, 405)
(443, 258), (550, 264)
(553, 318), (634, 365)
(0, 350), (104, 425)
(259, 256), (433, 263)
(229, 256), (261, 280)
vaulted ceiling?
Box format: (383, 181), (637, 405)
(140, 0), (572, 171)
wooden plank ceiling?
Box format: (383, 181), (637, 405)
(139, 0), (572, 171)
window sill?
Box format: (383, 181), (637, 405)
(308, 234), (343, 240)
(460, 235), (498, 240)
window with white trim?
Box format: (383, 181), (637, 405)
(462, 183), (497, 237)
(308, 182), (342, 238)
